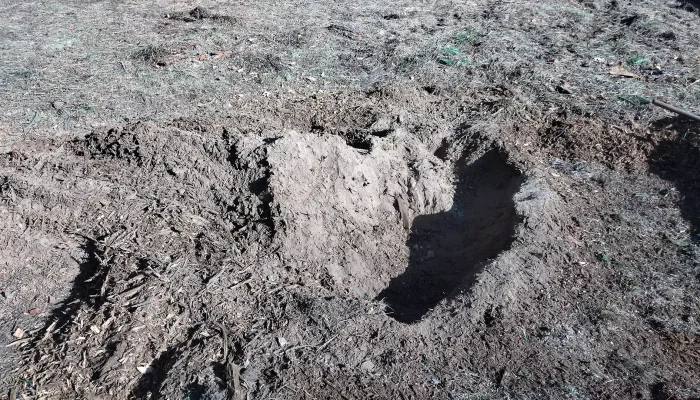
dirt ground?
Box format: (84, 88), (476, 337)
(1, 0), (699, 399)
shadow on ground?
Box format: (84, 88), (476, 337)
(130, 345), (183, 399)
(648, 117), (700, 240)
(129, 326), (237, 399)
(377, 149), (523, 323)
(679, 0), (700, 10)
(40, 238), (108, 340)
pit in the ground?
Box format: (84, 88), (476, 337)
(377, 149), (523, 323)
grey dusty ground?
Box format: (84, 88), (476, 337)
(0, 0), (699, 399)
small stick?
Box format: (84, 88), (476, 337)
(652, 99), (700, 122)
(218, 323), (229, 361)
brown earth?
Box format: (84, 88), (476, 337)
(1, 0), (699, 399)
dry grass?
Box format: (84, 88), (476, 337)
(1, 0), (698, 139)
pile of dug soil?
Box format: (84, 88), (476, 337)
(1, 86), (698, 399)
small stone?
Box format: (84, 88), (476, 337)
(556, 85), (572, 95)
(426, 250), (435, 260)
(360, 360), (375, 372)
(277, 337), (288, 347)
(13, 328), (24, 339)
(169, 167), (187, 178)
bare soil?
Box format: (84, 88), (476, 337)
(1, 0), (699, 399)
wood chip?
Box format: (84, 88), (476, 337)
(13, 328), (24, 339)
(43, 321), (57, 340)
(6, 338), (31, 347)
(136, 365), (152, 374)
(116, 284), (144, 299)
(213, 50), (232, 60)
(609, 65), (636, 78)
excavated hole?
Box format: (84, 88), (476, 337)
(377, 149), (524, 323)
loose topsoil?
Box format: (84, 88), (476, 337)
(0, 0), (699, 399)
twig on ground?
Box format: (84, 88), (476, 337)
(652, 99), (700, 122)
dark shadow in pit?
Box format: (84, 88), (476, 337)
(648, 117), (700, 240)
(678, 0), (700, 11)
(376, 149), (524, 323)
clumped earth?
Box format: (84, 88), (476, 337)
(0, 0), (699, 399)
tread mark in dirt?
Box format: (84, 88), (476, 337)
(377, 149), (523, 323)
(249, 163), (274, 231)
(228, 137), (276, 235)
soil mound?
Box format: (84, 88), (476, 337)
(3, 86), (697, 399)
(267, 129), (452, 298)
